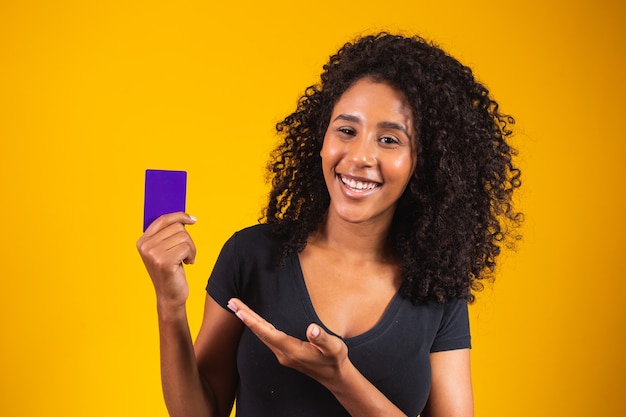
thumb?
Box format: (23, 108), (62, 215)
(306, 323), (333, 355)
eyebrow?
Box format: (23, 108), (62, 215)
(333, 114), (411, 138)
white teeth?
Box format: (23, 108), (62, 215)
(340, 175), (379, 191)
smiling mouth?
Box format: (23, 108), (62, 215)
(339, 174), (381, 192)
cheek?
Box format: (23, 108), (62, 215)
(320, 137), (342, 166)
(320, 145), (334, 177)
(390, 154), (415, 180)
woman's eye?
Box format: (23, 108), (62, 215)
(338, 127), (356, 136)
(380, 136), (400, 145)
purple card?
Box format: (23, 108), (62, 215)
(143, 169), (187, 231)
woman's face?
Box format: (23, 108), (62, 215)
(321, 77), (417, 227)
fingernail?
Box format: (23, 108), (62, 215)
(311, 325), (320, 338)
(189, 215), (197, 222)
(227, 300), (238, 313)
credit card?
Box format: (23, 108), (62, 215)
(143, 169), (187, 231)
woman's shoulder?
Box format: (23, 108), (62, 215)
(221, 223), (286, 276)
(230, 223), (283, 257)
(233, 223), (277, 243)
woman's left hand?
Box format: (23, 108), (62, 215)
(227, 298), (348, 385)
(227, 298), (413, 416)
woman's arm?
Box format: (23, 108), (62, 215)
(421, 349), (473, 417)
(137, 213), (242, 417)
(155, 296), (242, 417)
(227, 298), (408, 417)
(194, 295), (243, 417)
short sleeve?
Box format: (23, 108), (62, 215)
(430, 298), (471, 352)
(206, 232), (240, 312)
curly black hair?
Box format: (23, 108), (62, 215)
(263, 32), (522, 304)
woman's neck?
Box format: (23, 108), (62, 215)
(310, 210), (394, 263)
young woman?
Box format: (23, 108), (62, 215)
(137, 33), (522, 417)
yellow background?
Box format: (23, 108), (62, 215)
(1, 0), (624, 416)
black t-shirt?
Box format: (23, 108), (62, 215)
(207, 224), (471, 417)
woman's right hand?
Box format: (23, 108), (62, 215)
(136, 212), (197, 311)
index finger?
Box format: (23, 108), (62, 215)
(227, 298), (300, 349)
(143, 212), (197, 237)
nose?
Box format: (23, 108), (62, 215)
(348, 135), (377, 167)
